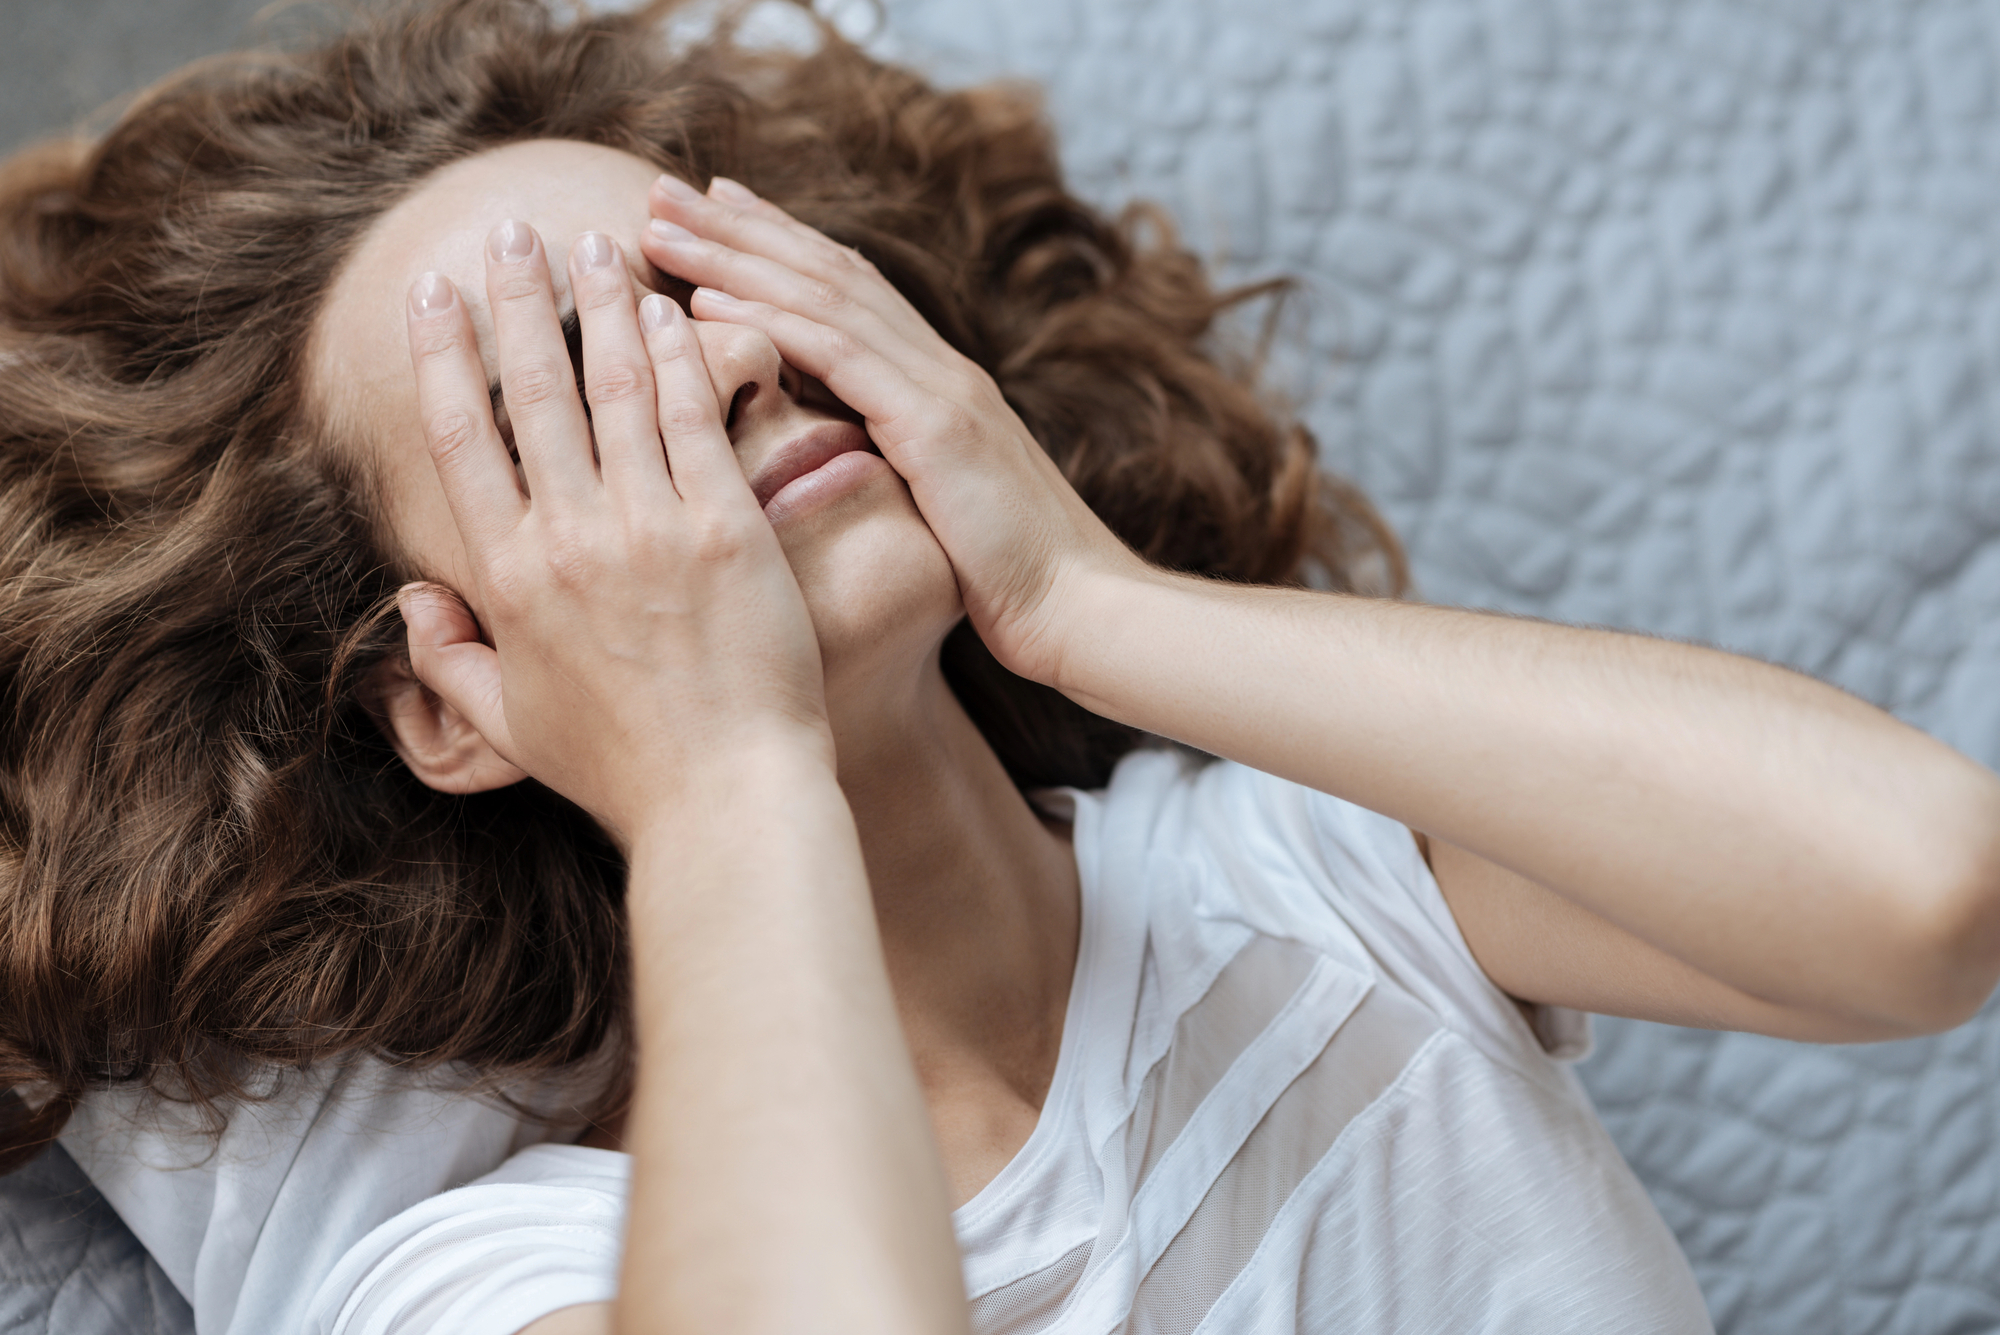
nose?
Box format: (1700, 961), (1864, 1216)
(689, 319), (785, 441)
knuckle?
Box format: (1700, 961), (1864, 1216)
(656, 398), (714, 439)
(822, 328), (867, 369)
(830, 243), (876, 277)
(927, 400), (979, 443)
(950, 354), (998, 393)
(587, 359), (650, 406)
(804, 278), (850, 315)
(505, 357), (572, 410)
(935, 368), (984, 405)
(542, 525), (599, 587)
(689, 513), (753, 565)
(423, 407), (484, 458)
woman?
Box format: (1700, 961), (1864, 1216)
(2, 1), (1997, 1332)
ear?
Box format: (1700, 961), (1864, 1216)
(365, 653), (529, 795)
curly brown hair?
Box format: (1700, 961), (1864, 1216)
(0, 0), (1403, 1171)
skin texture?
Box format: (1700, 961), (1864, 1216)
(309, 139), (2000, 1334)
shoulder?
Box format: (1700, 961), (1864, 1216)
(311, 1143), (626, 1334)
(1059, 757), (1703, 1330)
(1088, 749), (1433, 947)
(1092, 748), (1420, 880)
(1090, 752), (1589, 1079)
(61, 1059), (580, 1335)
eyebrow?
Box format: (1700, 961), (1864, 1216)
(486, 307), (585, 430)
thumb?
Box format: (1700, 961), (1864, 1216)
(397, 582), (516, 762)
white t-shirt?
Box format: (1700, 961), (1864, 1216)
(63, 752), (1712, 1334)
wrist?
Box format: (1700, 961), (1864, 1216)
(617, 724), (840, 859)
(1034, 556), (1178, 701)
(1002, 547), (1155, 690)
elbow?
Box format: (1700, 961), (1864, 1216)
(1874, 818), (2000, 1037)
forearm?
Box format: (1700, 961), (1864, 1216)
(614, 741), (967, 1335)
(1052, 567), (2000, 1030)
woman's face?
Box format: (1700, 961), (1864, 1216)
(311, 138), (963, 707)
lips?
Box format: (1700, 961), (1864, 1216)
(748, 421), (874, 510)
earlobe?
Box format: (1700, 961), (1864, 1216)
(365, 655), (529, 795)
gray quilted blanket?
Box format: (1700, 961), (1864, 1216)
(0, 1141), (191, 1334)
(6, 1), (2000, 1332)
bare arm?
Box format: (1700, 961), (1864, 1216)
(1420, 835), (1905, 1042)
(612, 748), (965, 1332)
(519, 750), (965, 1335)
(649, 177), (2000, 1044)
(1047, 574), (2000, 1039)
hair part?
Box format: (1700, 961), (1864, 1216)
(0, 0), (1403, 1171)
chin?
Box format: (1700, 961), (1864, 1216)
(778, 474), (961, 692)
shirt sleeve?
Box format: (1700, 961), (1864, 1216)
(1194, 761), (1592, 1082)
(62, 1061), (616, 1335)
(308, 1144), (628, 1335)
(1304, 776), (1593, 1065)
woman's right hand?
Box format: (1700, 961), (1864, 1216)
(401, 220), (830, 845)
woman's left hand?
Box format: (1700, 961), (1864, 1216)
(639, 174), (1142, 688)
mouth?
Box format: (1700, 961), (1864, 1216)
(749, 420), (876, 511)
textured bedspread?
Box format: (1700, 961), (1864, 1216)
(0, 1140), (190, 1334)
(5, 1), (1999, 1332)
(868, 0), (2000, 1330)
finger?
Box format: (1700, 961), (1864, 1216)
(645, 220), (945, 381)
(688, 288), (951, 467)
(705, 176), (877, 272)
(567, 232), (673, 502)
(406, 272), (525, 557)
(397, 582), (517, 764)
(638, 293), (749, 502)
(653, 173), (835, 273)
(646, 175), (950, 356)
(484, 219), (595, 505)
(707, 175), (796, 221)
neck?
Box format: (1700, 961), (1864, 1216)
(829, 651), (1080, 1128)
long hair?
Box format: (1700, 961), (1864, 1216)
(0, 0), (1403, 1171)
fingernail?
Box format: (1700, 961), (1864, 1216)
(708, 176), (758, 204)
(572, 231), (616, 273)
(487, 219), (536, 263)
(639, 292), (678, 332)
(408, 272), (456, 317)
(648, 218), (697, 245)
(693, 287), (740, 307)
(656, 174), (703, 203)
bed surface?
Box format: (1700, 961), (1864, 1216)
(0, 1139), (191, 1334)
(5, 1), (2000, 1331)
